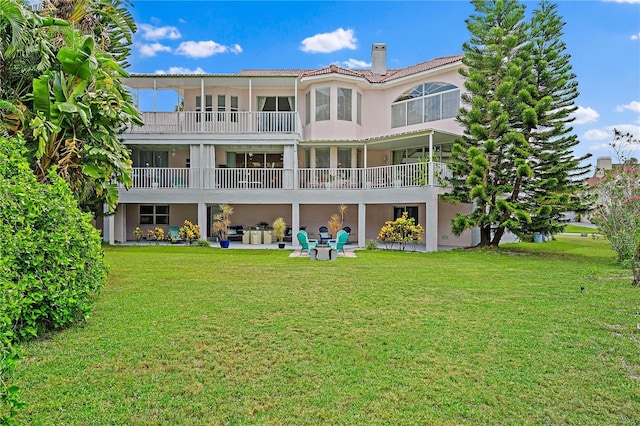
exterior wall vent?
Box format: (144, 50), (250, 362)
(371, 43), (387, 75)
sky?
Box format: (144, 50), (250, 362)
(126, 0), (640, 166)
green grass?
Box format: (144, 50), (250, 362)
(563, 223), (600, 234)
(14, 237), (640, 425)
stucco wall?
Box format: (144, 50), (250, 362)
(438, 201), (472, 247)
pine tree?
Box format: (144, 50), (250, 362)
(448, 0), (590, 247)
(447, 0), (533, 247)
(521, 0), (591, 235)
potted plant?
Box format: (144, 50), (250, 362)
(212, 204), (234, 248)
(272, 217), (286, 249)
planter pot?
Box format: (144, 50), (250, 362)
(278, 243), (286, 249)
(219, 240), (230, 248)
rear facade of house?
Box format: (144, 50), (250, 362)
(103, 44), (474, 251)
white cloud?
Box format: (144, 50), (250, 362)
(616, 101), (640, 113)
(610, 123), (640, 136)
(572, 106), (600, 124)
(341, 58), (370, 69)
(138, 42), (171, 58)
(632, 33), (640, 40)
(175, 41), (243, 58)
(603, 0), (640, 3)
(300, 28), (357, 53)
(138, 23), (181, 41)
(155, 66), (207, 75)
(583, 129), (610, 140)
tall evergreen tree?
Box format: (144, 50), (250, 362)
(447, 0), (533, 247)
(448, 0), (589, 247)
(521, 1), (591, 235)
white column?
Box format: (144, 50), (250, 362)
(425, 192), (438, 252)
(358, 203), (366, 248)
(200, 79), (204, 132)
(428, 131), (434, 186)
(292, 202), (300, 247)
(103, 204), (115, 245)
(197, 202), (207, 239)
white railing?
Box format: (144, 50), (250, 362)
(129, 111), (298, 134)
(123, 163), (451, 190)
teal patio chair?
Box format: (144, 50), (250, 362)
(328, 229), (349, 255)
(167, 226), (183, 243)
(296, 230), (318, 255)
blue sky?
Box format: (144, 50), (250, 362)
(127, 0), (640, 164)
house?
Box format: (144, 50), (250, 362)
(102, 43), (474, 250)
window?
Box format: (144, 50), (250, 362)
(394, 206), (418, 223)
(315, 147), (330, 168)
(357, 92), (362, 125)
(230, 95), (238, 122)
(337, 87), (352, 121)
(305, 92), (311, 125)
(217, 94), (225, 121)
(138, 151), (168, 168)
(391, 82), (460, 128)
(140, 205), (169, 225)
(196, 95), (212, 122)
(338, 148), (351, 168)
(315, 87), (330, 121)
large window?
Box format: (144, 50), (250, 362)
(391, 82), (460, 128)
(140, 205), (169, 225)
(217, 94), (225, 121)
(394, 206), (418, 223)
(337, 87), (352, 121)
(230, 95), (238, 122)
(195, 94), (213, 121)
(338, 148), (351, 168)
(315, 87), (330, 121)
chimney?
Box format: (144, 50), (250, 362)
(371, 43), (386, 75)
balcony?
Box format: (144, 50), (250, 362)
(128, 111), (299, 134)
(124, 163), (452, 190)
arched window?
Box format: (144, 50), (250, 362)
(391, 82), (460, 128)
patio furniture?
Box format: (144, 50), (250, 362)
(167, 226), (182, 243)
(296, 230), (318, 255)
(310, 246), (337, 261)
(318, 226), (332, 244)
(328, 229), (349, 254)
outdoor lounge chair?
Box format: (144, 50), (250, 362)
(318, 226), (332, 244)
(296, 230), (318, 255)
(167, 226), (182, 243)
(328, 229), (349, 255)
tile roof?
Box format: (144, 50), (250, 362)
(238, 54), (464, 83)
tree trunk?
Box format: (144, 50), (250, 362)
(491, 226), (505, 248)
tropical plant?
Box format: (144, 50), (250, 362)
(179, 220), (201, 245)
(146, 227), (164, 243)
(212, 204), (234, 241)
(328, 204), (347, 237)
(377, 212), (424, 251)
(133, 226), (143, 243)
(591, 130), (640, 286)
(272, 217), (286, 243)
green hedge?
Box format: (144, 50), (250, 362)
(0, 137), (107, 423)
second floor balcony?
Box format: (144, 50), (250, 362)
(124, 163), (452, 191)
(128, 111), (300, 134)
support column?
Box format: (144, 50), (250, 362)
(197, 202), (207, 239)
(428, 131), (434, 186)
(103, 204), (115, 245)
(358, 203), (366, 248)
(292, 202), (300, 247)
(425, 191), (438, 252)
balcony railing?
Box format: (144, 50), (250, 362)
(123, 163), (451, 190)
(128, 111), (298, 134)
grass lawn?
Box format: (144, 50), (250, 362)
(563, 224), (601, 234)
(14, 236), (640, 425)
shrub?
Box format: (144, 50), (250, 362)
(179, 220), (201, 245)
(0, 136), (107, 420)
(146, 227), (165, 243)
(365, 240), (378, 250)
(196, 239), (211, 247)
(377, 212), (424, 251)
